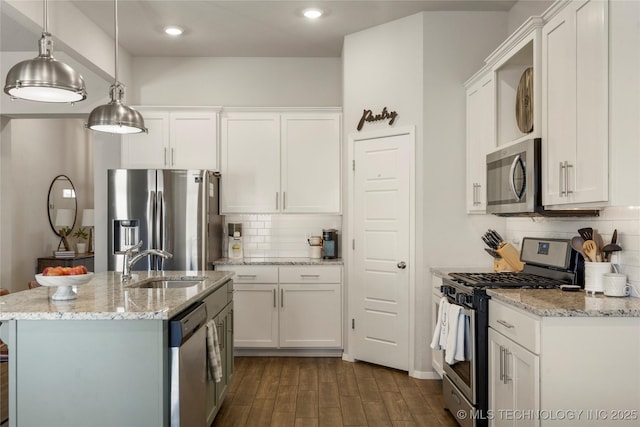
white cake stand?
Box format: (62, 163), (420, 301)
(34, 273), (94, 301)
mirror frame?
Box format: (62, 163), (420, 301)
(47, 175), (78, 238)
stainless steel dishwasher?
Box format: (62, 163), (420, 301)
(169, 302), (207, 427)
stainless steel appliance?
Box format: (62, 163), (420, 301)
(107, 169), (222, 272)
(486, 138), (598, 217)
(440, 238), (582, 427)
(169, 302), (208, 427)
(322, 229), (338, 259)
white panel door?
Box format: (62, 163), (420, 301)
(281, 113), (341, 213)
(233, 284), (278, 348)
(220, 114), (280, 213)
(353, 132), (411, 370)
(279, 283), (342, 348)
(170, 111), (218, 170)
(121, 111), (170, 168)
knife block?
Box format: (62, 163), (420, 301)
(496, 242), (525, 272)
(493, 258), (512, 272)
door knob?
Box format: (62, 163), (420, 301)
(397, 261), (407, 269)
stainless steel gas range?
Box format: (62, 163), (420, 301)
(440, 238), (583, 427)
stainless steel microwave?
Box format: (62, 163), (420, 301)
(486, 138), (598, 217)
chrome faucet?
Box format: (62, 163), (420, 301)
(121, 241), (173, 281)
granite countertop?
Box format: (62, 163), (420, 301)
(487, 288), (640, 317)
(213, 257), (344, 266)
(0, 270), (234, 321)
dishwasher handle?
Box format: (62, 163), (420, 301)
(169, 302), (207, 347)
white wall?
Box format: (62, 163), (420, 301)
(0, 119), (93, 292)
(343, 11), (508, 376)
(131, 57), (342, 106)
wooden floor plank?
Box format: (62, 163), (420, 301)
(381, 392), (412, 422)
(295, 389), (318, 419)
(274, 384), (298, 413)
(318, 381), (341, 408)
(319, 407), (344, 427)
(215, 357), (450, 427)
(362, 400), (392, 427)
(245, 398), (276, 427)
(340, 395), (367, 426)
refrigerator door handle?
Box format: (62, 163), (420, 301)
(156, 190), (164, 270)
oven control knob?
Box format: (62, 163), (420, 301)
(456, 293), (472, 305)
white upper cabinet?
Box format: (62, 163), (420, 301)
(121, 108), (219, 170)
(220, 110), (342, 214)
(281, 113), (341, 213)
(220, 113), (281, 213)
(120, 111), (170, 169)
(542, 0), (608, 207)
(465, 70), (495, 213)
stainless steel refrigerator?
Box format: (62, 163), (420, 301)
(107, 169), (222, 272)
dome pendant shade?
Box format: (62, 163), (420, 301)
(87, 84), (147, 134)
(4, 33), (87, 103)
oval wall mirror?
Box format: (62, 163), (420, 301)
(47, 175), (78, 237)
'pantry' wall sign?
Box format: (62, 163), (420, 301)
(357, 107), (398, 131)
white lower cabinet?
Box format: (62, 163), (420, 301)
(489, 298), (640, 427)
(488, 329), (540, 427)
(431, 274), (444, 377)
(217, 265), (342, 349)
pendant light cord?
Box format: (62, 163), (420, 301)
(114, 0), (119, 85)
(43, 0), (48, 33)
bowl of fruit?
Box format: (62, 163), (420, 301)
(35, 266), (93, 301)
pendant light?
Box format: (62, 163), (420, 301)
(4, 0), (87, 103)
(87, 0), (146, 134)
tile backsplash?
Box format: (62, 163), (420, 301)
(223, 214), (342, 258)
(506, 206), (640, 296)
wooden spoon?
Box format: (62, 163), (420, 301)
(593, 231), (605, 261)
(583, 240), (598, 262)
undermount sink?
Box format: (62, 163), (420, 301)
(128, 277), (206, 289)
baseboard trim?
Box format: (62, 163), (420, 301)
(234, 348), (343, 357)
(410, 369), (442, 380)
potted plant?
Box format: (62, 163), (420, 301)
(73, 227), (89, 253)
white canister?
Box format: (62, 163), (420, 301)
(584, 262), (612, 294)
(310, 245), (322, 259)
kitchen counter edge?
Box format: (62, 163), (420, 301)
(487, 288), (640, 318)
(0, 270), (234, 321)
(213, 257), (343, 266)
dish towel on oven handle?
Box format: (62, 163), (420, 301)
(206, 319), (223, 383)
(430, 297), (449, 350)
(443, 305), (472, 364)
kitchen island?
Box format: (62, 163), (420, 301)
(486, 288), (640, 426)
(0, 270), (234, 427)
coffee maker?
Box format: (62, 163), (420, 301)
(322, 229), (339, 259)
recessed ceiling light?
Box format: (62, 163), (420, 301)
(303, 8), (323, 19)
(164, 26), (184, 36)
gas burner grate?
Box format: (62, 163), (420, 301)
(448, 272), (567, 289)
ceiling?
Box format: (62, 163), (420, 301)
(29, 0), (519, 58)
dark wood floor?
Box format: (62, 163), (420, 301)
(213, 357), (458, 427)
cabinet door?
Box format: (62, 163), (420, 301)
(233, 283), (278, 347)
(542, 0), (608, 206)
(121, 111), (170, 168)
(431, 275), (444, 377)
(170, 111), (218, 170)
(466, 74), (494, 213)
(281, 113), (341, 213)
(489, 329), (540, 427)
(220, 114), (280, 213)
(279, 283), (342, 348)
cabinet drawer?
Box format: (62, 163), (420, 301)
(489, 300), (540, 354)
(202, 281), (232, 319)
(215, 266), (278, 283)
(279, 266), (341, 283)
